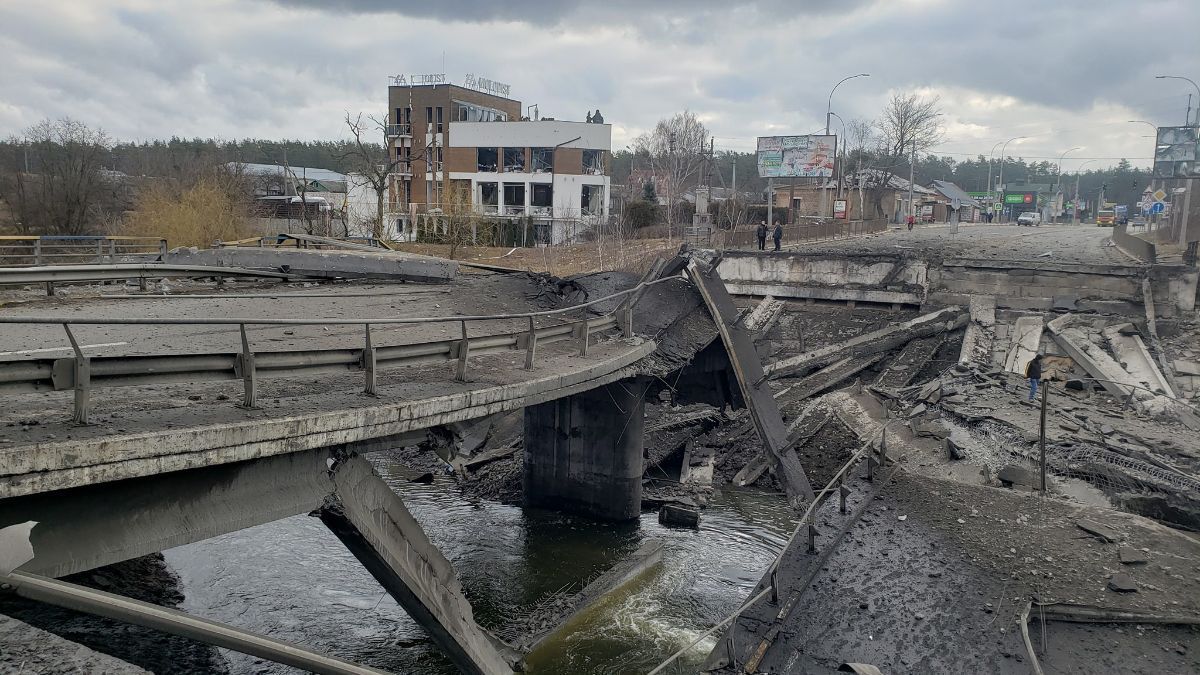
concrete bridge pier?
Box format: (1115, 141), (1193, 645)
(522, 377), (648, 521)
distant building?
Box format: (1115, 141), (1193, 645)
(385, 80), (611, 244)
(927, 180), (982, 223)
(229, 162), (346, 235)
(770, 169), (937, 222)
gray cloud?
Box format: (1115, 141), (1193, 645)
(0, 0), (1195, 168)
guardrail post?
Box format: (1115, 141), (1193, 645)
(107, 239), (117, 261)
(617, 300), (635, 339)
(524, 316), (537, 370)
(455, 320), (469, 382)
(238, 324), (258, 409)
(806, 522), (818, 554)
(159, 239), (168, 258)
(33, 238), (42, 266)
(62, 324), (90, 425)
(839, 477), (849, 514)
(577, 309), (589, 356)
(363, 324), (377, 396)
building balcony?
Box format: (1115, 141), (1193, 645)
(386, 123), (412, 137)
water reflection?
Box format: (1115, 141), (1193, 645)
(164, 453), (792, 674)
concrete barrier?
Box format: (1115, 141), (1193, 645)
(1112, 223), (1157, 264)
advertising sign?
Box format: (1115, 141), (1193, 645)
(757, 135), (837, 178)
(1004, 193), (1034, 204)
(1153, 126), (1199, 178)
(833, 199), (847, 219)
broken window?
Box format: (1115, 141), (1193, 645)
(581, 184), (604, 215)
(479, 182), (498, 208)
(532, 148), (553, 173)
(503, 148), (525, 172)
(583, 150), (604, 175)
(503, 183), (525, 212)
(531, 183), (552, 208)
(477, 148), (498, 172)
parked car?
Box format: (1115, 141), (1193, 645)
(1017, 212), (1042, 226)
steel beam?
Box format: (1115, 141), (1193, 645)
(1, 571), (389, 675)
(0, 263), (297, 287)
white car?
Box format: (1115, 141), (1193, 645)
(1016, 212), (1042, 226)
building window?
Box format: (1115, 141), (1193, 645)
(426, 106), (433, 128)
(503, 148), (525, 172)
(581, 184), (604, 215)
(532, 148), (553, 173)
(583, 150), (604, 175)
(433, 147), (443, 172)
(477, 148), (498, 172)
(453, 100), (508, 123)
(503, 183), (525, 213)
(531, 183), (552, 208)
(479, 182), (498, 210)
(436, 106), (444, 134)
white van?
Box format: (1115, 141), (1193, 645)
(1017, 212), (1042, 226)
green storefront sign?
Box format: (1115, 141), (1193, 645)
(1004, 193), (1034, 205)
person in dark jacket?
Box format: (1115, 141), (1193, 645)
(756, 221), (767, 250)
(1025, 354), (1043, 400)
(772, 221), (783, 251)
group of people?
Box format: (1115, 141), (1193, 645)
(755, 221), (784, 251)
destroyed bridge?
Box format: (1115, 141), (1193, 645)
(2, 226), (1200, 674)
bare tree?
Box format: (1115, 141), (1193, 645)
(632, 110), (710, 233)
(860, 94), (944, 219)
(0, 119), (114, 235)
(341, 112), (401, 240)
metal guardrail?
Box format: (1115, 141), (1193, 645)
(0, 264), (300, 295)
(0, 236), (167, 268)
(0, 277), (681, 424)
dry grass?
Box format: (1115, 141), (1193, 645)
(122, 178), (256, 248)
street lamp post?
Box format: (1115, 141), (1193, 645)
(996, 136), (1027, 222)
(1155, 75), (1200, 126)
(823, 74), (869, 217)
(1073, 158), (1099, 226)
(1055, 147), (1082, 223)
(829, 111), (847, 201)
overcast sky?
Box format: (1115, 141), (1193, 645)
(2, 0), (1197, 170)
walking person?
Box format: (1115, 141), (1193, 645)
(1025, 353), (1044, 401)
(756, 221), (767, 251)
(772, 221), (783, 251)
(906, 213), (915, 231)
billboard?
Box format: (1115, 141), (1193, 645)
(1153, 126), (1200, 178)
(757, 135), (836, 178)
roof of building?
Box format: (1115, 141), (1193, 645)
(776, 169), (936, 194)
(230, 162), (347, 184)
(929, 180), (981, 208)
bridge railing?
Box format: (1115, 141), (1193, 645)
(0, 236), (168, 268)
(0, 277), (680, 424)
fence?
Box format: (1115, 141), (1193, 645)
(713, 218), (887, 250)
(0, 277), (679, 425)
(0, 236), (168, 268)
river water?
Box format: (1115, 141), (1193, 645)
(162, 453), (794, 675)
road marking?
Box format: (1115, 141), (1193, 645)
(0, 342), (128, 357)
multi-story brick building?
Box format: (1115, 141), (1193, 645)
(385, 77), (610, 244)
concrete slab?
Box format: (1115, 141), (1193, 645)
(1003, 316), (1043, 375)
(321, 454), (515, 675)
(1104, 325), (1174, 397)
(165, 246), (458, 284)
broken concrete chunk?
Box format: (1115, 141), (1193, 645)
(997, 465), (1038, 488)
(1175, 360), (1200, 376)
(946, 436), (967, 461)
(1107, 573), (1138, 593)
(658, 504), (700, 529)
(1118, 547), (1149, 565)
(1100, 424), (1115, 436)
(1076, 519), (1119, 543)
(907, 403), (928, 418)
